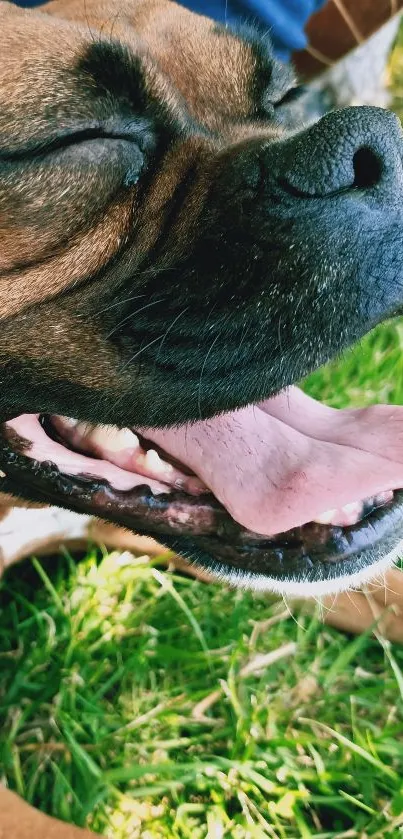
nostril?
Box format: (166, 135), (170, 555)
(352, 146), (383, 189)
(275, 107), (403, 200)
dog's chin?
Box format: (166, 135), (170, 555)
(1, 382), (403, 597)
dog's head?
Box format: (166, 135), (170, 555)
(1, 0), (403, 596)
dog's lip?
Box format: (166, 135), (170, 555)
(8, 394), (403, 538)
(0, 415), (402, 595)
(47, 414), (394, 529)
(46, 416), (207, 496)
(2, 390), (403, 595)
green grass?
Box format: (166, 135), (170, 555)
(2, 545), (403, 838)
(303, 319), (403, 408)
(2, 538), (403, 838)
(3, 32), (403, 839)
(2, 332), (403, 839)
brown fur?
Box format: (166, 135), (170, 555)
(0, 0), (277, 405)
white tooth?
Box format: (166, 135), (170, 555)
(59, 416), (79, 429)
(340, 501), (362, 516)
(144, 448), (173, 473)
(373, 490), (394, 505)
(90, 426), (139, 453)
(315, 509), (338, 525)
(0, 469), (6, 478)
(315, 501), (363, 526)
(144, 449), (161, 469)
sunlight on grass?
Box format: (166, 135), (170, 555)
(2, 547), (403, 837)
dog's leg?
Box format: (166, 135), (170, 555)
(320, 567), (403, 643)
(0, 787), (100, 838)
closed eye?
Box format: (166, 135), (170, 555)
(0, 119), (154, 163)
(274, 84), (307, 108)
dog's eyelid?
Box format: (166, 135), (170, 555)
(251, 52), (297, 120)
(0, 120), (156, 164)
(273, 84), (308, 109)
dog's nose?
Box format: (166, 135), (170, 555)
(278, 106), (403, 198)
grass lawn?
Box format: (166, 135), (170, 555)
(3, 33), (403, 839)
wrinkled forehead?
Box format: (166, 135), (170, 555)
(0, 0), (289, 132)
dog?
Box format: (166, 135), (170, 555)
(2, 0), (403, 597)
(2, 0), (403, 833)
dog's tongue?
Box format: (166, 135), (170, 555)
(140, 387), (403, 535)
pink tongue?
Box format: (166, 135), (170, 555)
(141, 387), (403, 536)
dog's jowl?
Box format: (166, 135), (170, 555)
(1, 0), (403, 604)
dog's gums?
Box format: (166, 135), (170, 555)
(3, 383), (403, 596)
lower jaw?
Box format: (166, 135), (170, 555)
(1, 417), (403, 597)
(170, 502), (403, 596)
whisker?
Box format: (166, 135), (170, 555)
(83, 0), (97, 44)
(154, 307), (189, 365)
(197, 331), (222, 420)
(120, 335), (164, 373)
(89, 295), (146, 319)
(101, 335), (165, 424)
(105, 299), (164, 339)
(282, 594), (306, 629)
(107, 5), (124, 41)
